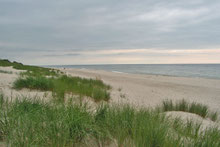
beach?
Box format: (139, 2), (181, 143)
(1, 65), (220, 146)
(1, 66), (220, 113)
(2, 0), (220, 145)
(62, 68), (220, 113)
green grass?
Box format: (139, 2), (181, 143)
(0, 94), (219, 147)
(0, 96), (95, 146)
(13, 75), (111, 102)
(0, 59), (58, 76)
(1, 59), (220, 146)
(0, 70), (12, 74)
(189, 102), (208, 118)
(52, 75), (111, 102)
(209, 112), (218, 121)
(1, 59), (111, 102)
(13, 76), (54, 91)
(161, 99), (218, 121)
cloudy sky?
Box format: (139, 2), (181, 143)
(0, 0), (220, 65)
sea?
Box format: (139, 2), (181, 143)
(49, 64), (220, 79)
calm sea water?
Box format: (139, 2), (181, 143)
(49, 64), (220, 79)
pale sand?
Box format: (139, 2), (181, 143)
(0, 66), (51, 100)
(62, 68), (220, 113)
(165, 111), (220, 131)
(0, 66), (220, 128)
(62, 68), (220, 126)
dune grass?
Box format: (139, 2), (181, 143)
(0, 94), (219, 147)
(0, 59), (58, 76)
(0, 96), (95, 146)
(209, 112), (218, 121)
(13, 76), (54, 91)
(1, 59), (220, 146)
(13, 75), (111, 102)
(0, 70), (12, 74)
(171, 117), (220, 146)
(161, 99), (218, 121)
(1, 59), (111, 102)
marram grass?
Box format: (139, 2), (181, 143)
(161, 99), (218, 121)
(0, 59), (59, 76)
(0, 94), (219, 147)
(13, 75), (111, 102)
(2, 58), (111, 102)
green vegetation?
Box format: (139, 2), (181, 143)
(1, 59), (220, 146)
(13, 76), (54, 91)
(0, 94), (219, 147)
(0, 59), (58, 76)
(171, 117), (220, 146)
(0, 70), (12, 74)
(1, 59), (111, 102)
(13, 75), (111, 102)
(161, 99), (218, 121)
(210, 112), (218, 121)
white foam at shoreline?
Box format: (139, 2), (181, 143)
(112, 71), (124, 73)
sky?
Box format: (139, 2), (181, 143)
(0, 0), (220, 65)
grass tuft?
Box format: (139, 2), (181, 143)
(0, 94), (219, 146)
(0, 70), (12, 74)
(13, 75), (111, 102)
(189, 102), (208, 118)
(209, 111), (218, 121)
(0, 59), (59, 76)
(1, 59), (220, 146)
(13, 76), (53, 91)
(161, 99), (217, 121)
(1, 59), (111, 102)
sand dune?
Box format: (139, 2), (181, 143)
(1, 66), (220, 111)
(1, 66), (220, 125)
(0, 66), (50, 100)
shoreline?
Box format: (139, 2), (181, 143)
(59, 67), (220, 88)
(52, 66), (220, 80)
(0, 64), (220, 145)
(1, 65), (220, 113)
(60, 67), (220, 113)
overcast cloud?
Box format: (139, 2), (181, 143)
(0, 0), (220, 65)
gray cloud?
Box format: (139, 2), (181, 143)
(44, 53), (81, 57)
(0, 0), (220, 64)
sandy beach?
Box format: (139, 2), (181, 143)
(2, 0), (220, 145)
(62, 68), (220, 113)
(1, 66), (220, 113)
(1, 65), (220, 143)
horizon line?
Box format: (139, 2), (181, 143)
(41, 63), (220, 67)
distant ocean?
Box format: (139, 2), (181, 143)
(49, 64), (220, 79)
